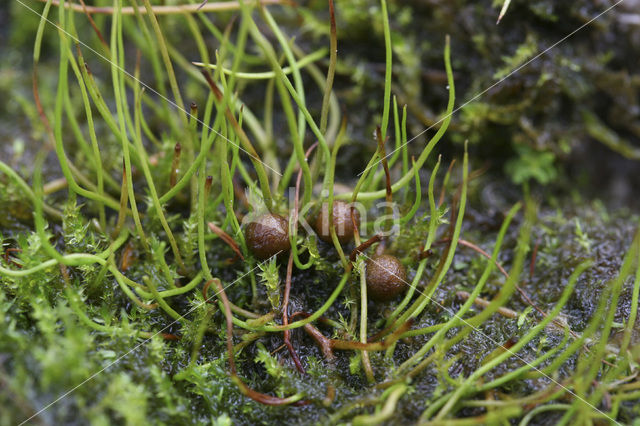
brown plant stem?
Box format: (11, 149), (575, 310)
(294, 312), (413, 356)
(169, 143), (181, 188)
(36, 0), (293, 15)
(455, 291), (519, 320)
(530, 237), (541, 281)
(76, 0), (108, 48)
(375, 126), (393, 208)
(349, 234), (382, 262)
(201, 69), (273, 210)
(207, 222), (244, 261)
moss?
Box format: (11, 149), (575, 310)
(1, 0), (640, 424)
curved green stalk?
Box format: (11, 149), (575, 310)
(248, 269), (352, 332)
(417, 200), (536, 419)
(324, 129), (349, 268)
(259, 6), (312, 206)
(618, 240), (640, 355)
(359, 259), (374, 383)
(202, 41), (274, 211)
(583, 237), (640, 420)
(433, 260), (592, 420)
(194, 48), (328, 79)
(401, 104), (409, 176)
(74, 47), (140, 168)
(241, 2), (332, 194)
(197, 144), (214, 283)
(33, 148), (153, 312)
(352, 384), (407, 425)
(379, 0), (392, 141)
(0, 229), (129, 278)
(110, 0), (148, 249)
(424, 155), (442, 250)
(50, 3), (121, 213)
(350, 150), (381, 206)
(108, 264), (154, 308)
(399, 157), (428, 224)
(64, 284), (158, 339)
(64, 38), (121, 205)
(215, 64), (248, 254)
(395, 202), (520, 374)
(292, 40), (340, 151)
(338, 36), (455, 202)
(132, 81), (186, 271)
(195, 38), (232, 283)
(0, 161), (62, 220)
(157, 272), (204, 298)
(319, 0), (336, 136)
(127, 0), (169, 119)
(391, 146), (469, 330)
(383, 258), (428, 329)
(530, 276), (625, 380)
(194, 3), (265, 66)
(270, 66), (309, 204)
(140, 0), (188, 128)
(64, 285), (120, 333)
(477, 327), (571, 393)
(143, 276), (187, 323)
(389, 96), (402, 168)
(558, 232), (639, 425)
(519, 404), (572, 426)
(33, 0), (53, 63)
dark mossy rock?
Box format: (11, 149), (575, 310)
(245, 213), (291, 260)
(299, 0), (640, 195)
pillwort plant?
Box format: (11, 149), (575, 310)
(1, 0), (640, 424)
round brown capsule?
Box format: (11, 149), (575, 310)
(245, 213), (291, 260)
(365, 254), (407, 301)
(314, 200), (360, 244)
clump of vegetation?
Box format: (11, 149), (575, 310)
(1, 0), (640, 424)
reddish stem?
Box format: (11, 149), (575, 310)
(301, 315), (413, 355)
(170, 143), (182, 188)
(530, 237), (541, 282)
(77, 0), (108, 48)
(207, 222), (245, 261)
(300, 322), (336, 361)
(417, 248), (433, 260)
(375, 126), (393, 207)
(2, 247), (23, 268)
(119, 241), (137, 272)
(205, 176), (213, 199)
(349, 235), (382, 262)
(160, 333), (181, 341)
